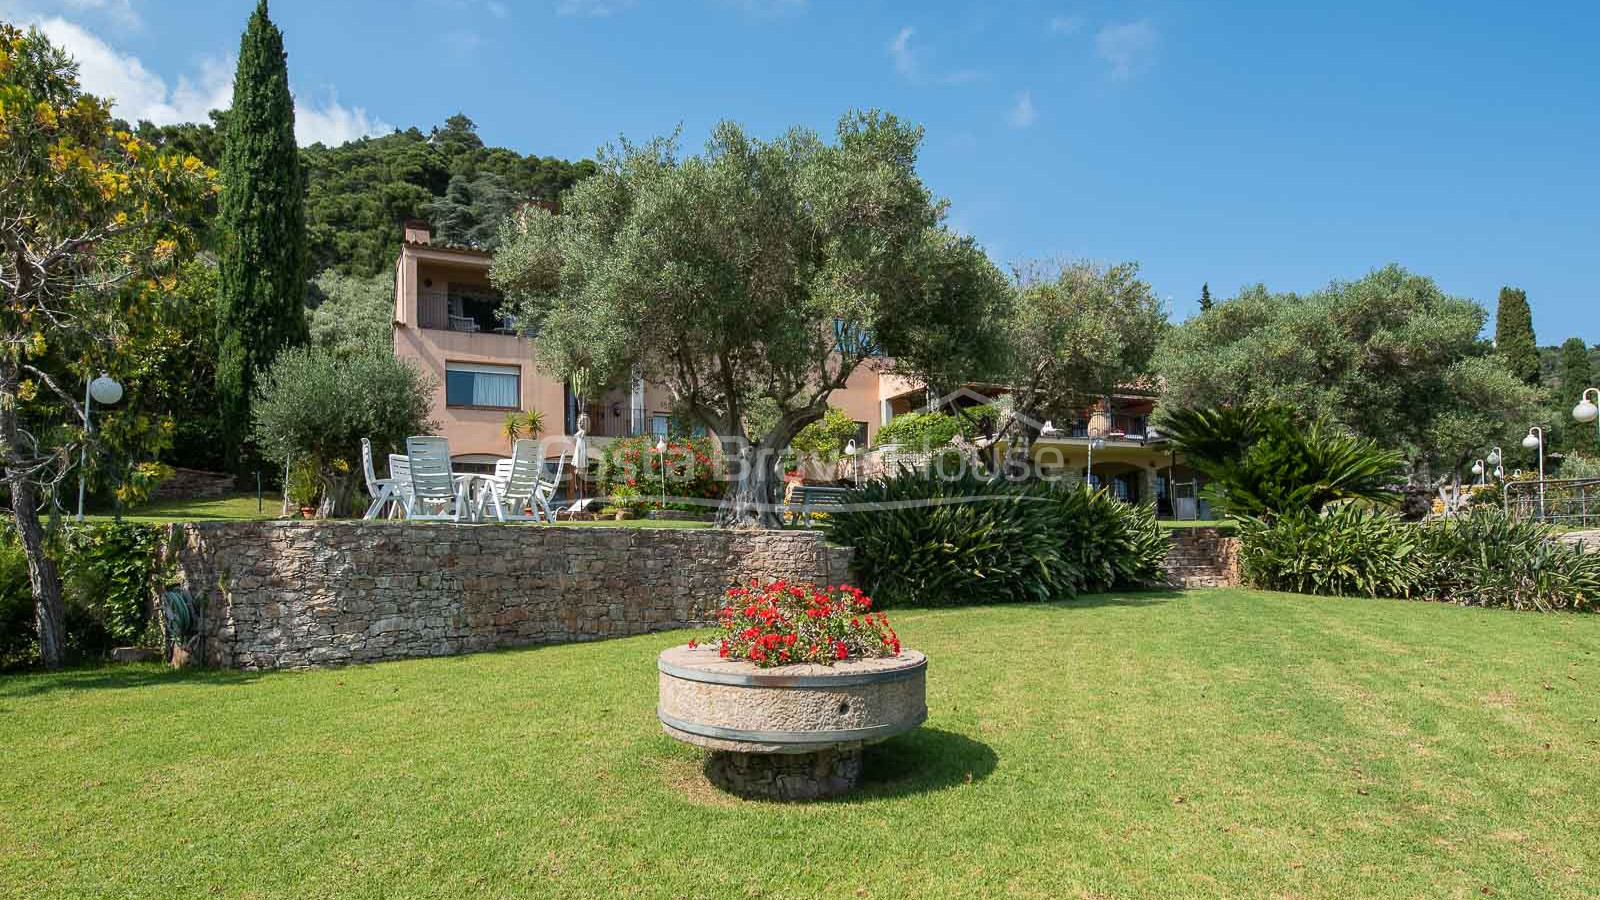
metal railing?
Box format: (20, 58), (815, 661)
(1505, 478), (1600, 527)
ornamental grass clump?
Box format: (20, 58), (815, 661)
(695, 581), (900, 668)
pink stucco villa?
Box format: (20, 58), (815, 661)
(389, 220), (1202, 515)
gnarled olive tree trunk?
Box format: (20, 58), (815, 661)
(718, 412), (819, 530)
(0, 365), (66, 669)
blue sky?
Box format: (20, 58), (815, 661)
(5, 0), (1598, 345)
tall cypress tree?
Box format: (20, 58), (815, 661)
(1198, 283), (1213, 312)
(216, 1), (308, 470)
(1493, 286), (1540, 386)
(1558, 336), (1593, 392)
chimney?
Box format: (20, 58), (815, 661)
(402, 219), (432, 245)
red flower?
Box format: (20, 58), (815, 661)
(688, 639), (697, 649)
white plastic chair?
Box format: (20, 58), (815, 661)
(478, 439), (547, 522)
(532, 449), (567, 523)
(402, 436), (472, 521)
(361, 439), (401, 520)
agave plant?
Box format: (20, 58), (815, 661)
(1160, 405), (1404, 519)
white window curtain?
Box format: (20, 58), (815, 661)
(471, 373), (517, 408)
(446, 363), (519, 408)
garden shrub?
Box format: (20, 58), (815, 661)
(872, 412), (964, 450)
(59, 524), (166, 646)
(1237, 506), (1424, 599)
(828, 469), (1172, 608)
(1237, 505), (1600, 611)
(0, 523), (167, 671)
(0, 535), (36, 670)
(1046, 484), (1172, 595)
(595, 435), (722, 504)
(1416, 508), (1600, 611)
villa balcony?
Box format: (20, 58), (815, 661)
(418, 288), (518, 334)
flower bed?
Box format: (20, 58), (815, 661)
(694, 580), (900, 667)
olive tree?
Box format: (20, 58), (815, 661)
(991, 261), (1169, 453)
(1152, 265), (1541, 482)
(491, 111), (1009, 526)
(250, 346), (436, 517)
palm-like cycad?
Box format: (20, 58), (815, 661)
(1159, 405), (1403, 519)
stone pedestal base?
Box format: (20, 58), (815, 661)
(704, 748), (863, 801)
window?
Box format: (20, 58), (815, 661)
(650, 414), (671, 438)
(851, 421), (868, 451)
(446, 363), (519, 409)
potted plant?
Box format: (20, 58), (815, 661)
(608, 484), (644, 520)
(161, 588), (207, 668)
(502, 411), (525, 446)
(286, 460), (320, 518)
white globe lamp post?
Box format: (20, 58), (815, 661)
(1522, 427), (1546, 519)
(1575, 388), (1600, 444)
(76, 373), (124, 521)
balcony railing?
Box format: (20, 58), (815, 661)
(418, 288), (515, 334)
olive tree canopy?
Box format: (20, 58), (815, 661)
(1152, 265), (1541, 480)
(491, 111), (1009, 526)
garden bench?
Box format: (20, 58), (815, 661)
(785, 484), (850, 528)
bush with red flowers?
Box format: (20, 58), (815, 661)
(596, 434), (723, 504)
(690, 580), (901, 668)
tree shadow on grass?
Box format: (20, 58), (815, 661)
(1048, 588), (1188, 610)
(0, 663), (264, 701)
(853, 727), (998, 799)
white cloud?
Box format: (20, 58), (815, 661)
(28, 16), (389, 146)
(0, 0), (141, 28)
(889, 25), (979, 86)
(33, 18), (219, 122)
(1008, 91), (1036, 128)
(294, 89), (391, 147)
(1095, 19), (1158, 79)
(1048, 14), (1083, 36)
(890, 25), (918, 78)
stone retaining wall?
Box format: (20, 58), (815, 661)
(165, 522), (853, 671)
(151, 467), (237, 500)
(1163, 527), (1240, 588)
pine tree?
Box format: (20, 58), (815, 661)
(1199, 283), (1213, 312)
(216, 1), (309, 471)
(1558, 336), (1593, 392)
(1493, 286), (1540, 385)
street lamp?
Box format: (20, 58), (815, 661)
(1487, 446), (1504, 481)
(1470, 459), (1485, 485)
(1085, 438), (1105, 489)
(1575, 388), (1600, 442)
(76, 373), (123, 521)
(843, 439), (858, 487)
(1522, 426), (1546, 519)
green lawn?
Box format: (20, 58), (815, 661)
(84, 493), (283, 523)
(1158, 518), (1234, 531)
(3, 589), (1597, 899)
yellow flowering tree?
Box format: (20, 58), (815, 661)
(0, 24), (215, 668)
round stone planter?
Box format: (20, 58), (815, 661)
(657, 644), (927, 800)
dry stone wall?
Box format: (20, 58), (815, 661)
(1163, 527), (1240, 588)
(165, 522), (854, 671)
